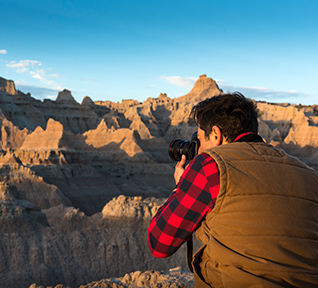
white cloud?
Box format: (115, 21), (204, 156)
(15, 83), (60, 100)
(6, 59), (63, 98)
(161, 75), (197, 87)
(6, 60), (42, 73)
(30, 71), (42, 80)
(30, 69), (47, 80)
(29, 68), (62, 89)
(219, 83), (308, 104)
(0, 49), (8, 54)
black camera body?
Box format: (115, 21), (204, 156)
(169, 132), (200, 161)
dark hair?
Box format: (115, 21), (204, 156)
(190, 92), (258, 142)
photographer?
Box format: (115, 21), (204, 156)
(147, 92), (318, 287)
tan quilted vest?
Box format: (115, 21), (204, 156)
(193, 142), (318, 288)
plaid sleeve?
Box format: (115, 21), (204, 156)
(147, 153), (220, 258)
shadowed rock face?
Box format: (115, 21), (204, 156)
(1, 192), (196, 288)
(0, 182), (48, 224)
(56, 89), (77, 103)
(0, 75), (317, 287)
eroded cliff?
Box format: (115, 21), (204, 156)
(0, 75), (317, 288)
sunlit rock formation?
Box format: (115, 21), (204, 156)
(0, 77), (17, 95)
(20, 118), (64, 150)
(102, 195), (165, 219)
(78, 266), (194, 288)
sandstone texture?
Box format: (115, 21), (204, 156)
(79, 266), (194, 288)
(102, 195), (165, 219)
(0, 75), (317, 287)
(29, 267), (194, 288)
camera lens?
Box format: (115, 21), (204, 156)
(169, 140), (189, 161)
(168, 132), (200, 162)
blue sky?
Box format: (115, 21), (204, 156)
(1, 0), (317, 105)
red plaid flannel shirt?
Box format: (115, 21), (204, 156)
(147, 152), (220, 258)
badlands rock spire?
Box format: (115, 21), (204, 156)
(185, 74), (222, 99)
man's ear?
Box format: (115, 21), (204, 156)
(211, 126), (224, 146)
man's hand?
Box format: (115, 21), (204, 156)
(174, 155), (187, 185)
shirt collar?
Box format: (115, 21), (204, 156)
(233, 132), (264, 143)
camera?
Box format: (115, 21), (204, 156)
(168, 132), (200, 161)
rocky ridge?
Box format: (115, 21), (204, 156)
(0, 75), (317, 288)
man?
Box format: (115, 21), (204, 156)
(147, 92), (318, 287)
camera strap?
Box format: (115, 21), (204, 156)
(186, 235), (194, 272)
